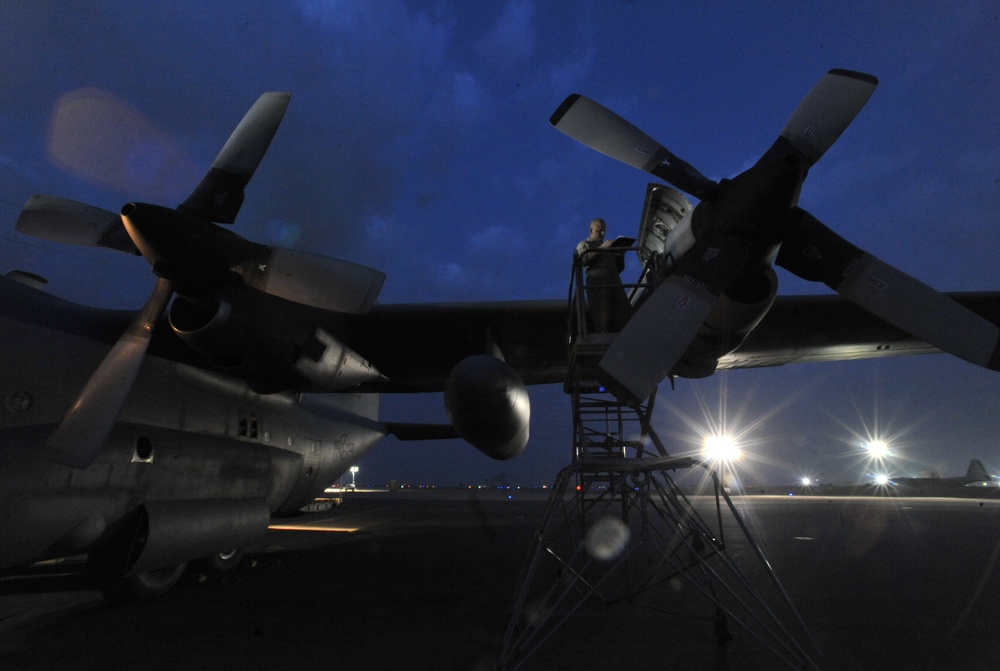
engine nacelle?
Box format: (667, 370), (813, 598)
(674, 264), (779, 378)
(94, 498), (271, 577)
(168, 297), (247, 366)
(444, 355), (530, 461)
(294, 328), (386, 390)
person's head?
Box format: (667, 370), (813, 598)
(588, 218), (606, 242)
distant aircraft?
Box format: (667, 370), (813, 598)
(3, 71), (999, 598)
(892, 459), (1000, 493)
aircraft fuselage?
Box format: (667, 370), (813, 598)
(0, 276), (386, 571)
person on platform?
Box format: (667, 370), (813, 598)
(575, 218), (630, 333)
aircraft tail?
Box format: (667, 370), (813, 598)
(967, 459), (991, 482)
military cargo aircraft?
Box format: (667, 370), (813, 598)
(890, 459), (1000, 493)
(2, 70), (999, 599)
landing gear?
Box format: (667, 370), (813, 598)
(121, 562), (189, 598)
(89, 553), (189, 603)
(195, 548), (245, 576)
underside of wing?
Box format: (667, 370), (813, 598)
(340, 299), (570, 392)
(9, 276), (998, 398)
(720, 292), (1000, 370)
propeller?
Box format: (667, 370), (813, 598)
(550, 94), (716, 200)
(19, 93), (385, 314)
(46, 278), (172, 468)
(18, 91), (385, 468)
(16, 194), (136, 254)
(180, 91), (291, 223)
(776, 209), (1000, 370)
(598, 236), (752, 399)
(554, 69), (1000, 402)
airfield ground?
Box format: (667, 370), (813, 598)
(4, 489), (1000, 670)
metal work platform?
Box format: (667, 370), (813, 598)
(497, 250), (818, 670)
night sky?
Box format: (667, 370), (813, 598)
(2, 2), (998, 487)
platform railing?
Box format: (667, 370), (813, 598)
(497, 457), (820, 671)
(497, 251), (819, 669)
(566, 245), (658, 343)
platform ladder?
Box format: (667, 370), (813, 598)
(566, 334), (666, 508)
(564, 247), (666, 502)
(496, 249), (819, 670)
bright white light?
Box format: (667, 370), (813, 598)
(801, 477), (812, 487)
(702, 434), (742, 462)
(874, 473), (890, 486)
(865, 440), (890, 458)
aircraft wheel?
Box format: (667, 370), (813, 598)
(196, 548), (245, 575)
(125, 562), (189, 597)
(94, 561), (189, 602)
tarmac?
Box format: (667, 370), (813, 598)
(3, 488), (1000, 670)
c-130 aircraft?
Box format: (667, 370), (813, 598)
(2, 70), (998, 599)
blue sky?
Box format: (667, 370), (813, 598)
(1, 1), (998, 486)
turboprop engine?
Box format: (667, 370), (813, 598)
(673, 264), (778, 378)
(444, 355), (530, 461)
(168, 297), (245, 364)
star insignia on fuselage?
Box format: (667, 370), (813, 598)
(334, 434), (355, 457)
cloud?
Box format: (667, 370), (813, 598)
(453, 71), (487, 113)
(476, 0), (535, 70)
(546, 47), (596, 93)
(434, 261), (465, 286)
(469, 224), (525, 256)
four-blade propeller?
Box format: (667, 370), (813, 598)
(17, 72), (1000, 467)
(552, 69), (1000, 402)
(17, 92), (385, 468)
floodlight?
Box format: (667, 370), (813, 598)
(702, 434), (742, 462)
(865, 440), (890, 459)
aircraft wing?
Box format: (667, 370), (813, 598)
(341, 299), (570, 392)
(344, 292), (1000, 392)
(7, 275), (998, 396)
(719, 292), (1000, 370)
(331, 291), (1000, 393)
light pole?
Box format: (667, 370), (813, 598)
(349, 465), (359, 490)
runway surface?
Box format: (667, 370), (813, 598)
(3, 490), (1000, 670)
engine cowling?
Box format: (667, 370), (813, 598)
(674, 264), (779, 378)
(444, 355), (530, 461)
(168, 297), (245, 364)
(92, 498), (271, 578)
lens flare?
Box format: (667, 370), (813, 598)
(702, 434), (742, 462)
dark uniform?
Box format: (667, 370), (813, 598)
(576, 218), (630, 333)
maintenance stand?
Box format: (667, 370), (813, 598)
(497, 246), (818, 670)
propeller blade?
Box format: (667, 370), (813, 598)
(550, 94), (716, 200)
(180, 91), (291, 223)
(237, 247), (387, 314)
(16, 194), (137, 254)
(46, 278), (173, 469)
(763, 69), (878, 168)
(599, 237), (752, 402)
(777, 210), (1000, 370)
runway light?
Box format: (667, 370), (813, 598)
(702, 434), (742, 462)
